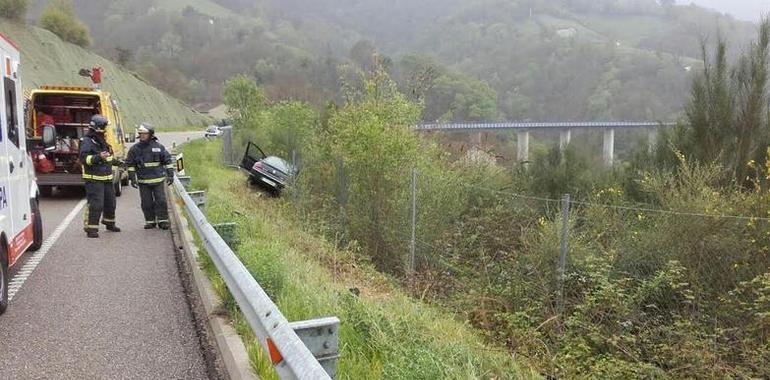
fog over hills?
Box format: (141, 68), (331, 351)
(679, 0), (769, 21)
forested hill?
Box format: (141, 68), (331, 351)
(34, 0), (758, 122)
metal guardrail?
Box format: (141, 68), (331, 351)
(172, 175), (336, 379)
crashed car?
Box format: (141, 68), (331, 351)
(240, 141), (296, 195)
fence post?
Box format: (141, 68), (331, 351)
(409, 168), (418, 275)
(292, 149), (299, 207)
(336, 158), (348, 244)
(557, 194), (571, 319)
(221, 125), (234, 166)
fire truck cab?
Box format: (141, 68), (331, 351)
(0, 33), (52, 314)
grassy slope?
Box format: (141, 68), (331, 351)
(0, 21), (210, 130)
(182, 139), (538, 380)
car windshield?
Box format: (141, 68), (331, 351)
(263, 156), (290, 173)
(207, 126), (218, 132)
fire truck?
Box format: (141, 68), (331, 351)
(25, 67), (130, 197)
(0, 33), (54, 314)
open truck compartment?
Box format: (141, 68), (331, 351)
(26, 91), (102, 178)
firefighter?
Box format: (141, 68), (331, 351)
(126, 123), (175, 230)
(80, 114), (121, 238)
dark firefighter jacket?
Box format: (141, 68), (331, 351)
(79, 131), (115, 181)
(126, 137), (174, 184)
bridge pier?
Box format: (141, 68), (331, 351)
(517, 131), (529, 164)
(559, 129), (571, 152)
(603, 128), (615, 166)
(648, 128), (658, 153)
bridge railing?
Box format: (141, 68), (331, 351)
(171, 175), (337, 380)
(415, 121), (677, 131)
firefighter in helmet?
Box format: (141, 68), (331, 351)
(80, 114), (121, 238)
(126, 123), (175, 229)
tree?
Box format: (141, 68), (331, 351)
(39, 0), (91, 47)
(222, 74), (267, 124)
(679, 19), (770, 187)
(0, 0), (27, 21)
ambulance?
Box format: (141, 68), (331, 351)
(0, 33), (53, 314)
(25, 68), (130, 197)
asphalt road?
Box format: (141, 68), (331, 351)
(0, 131), (212, 379)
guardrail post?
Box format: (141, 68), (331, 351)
(188, 190), (206, 212)
(172, 153), (185, 176)
(178, 175), (192, 190)
(213, 222), (240, 249)
(289, 317), (340, 378)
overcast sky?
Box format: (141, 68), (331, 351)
(679, 0), (770, 21)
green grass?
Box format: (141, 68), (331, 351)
(0, 21), (211, 130)
(182, 139), (539, 379)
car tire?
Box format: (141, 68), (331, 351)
(39, 185), (53, 198)
(28, 199), (43, 252)
(0, 243), (8, 315)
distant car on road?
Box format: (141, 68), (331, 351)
(204, 125), (222, 138)
(240, 141), (296, 195)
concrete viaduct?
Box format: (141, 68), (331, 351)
(416, 122), (677, 166)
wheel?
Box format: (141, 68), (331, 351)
(114, 177), (123, 197)
(39, 185), (53, 198)
(121, 172), (129, 186)
(28, 199), (43, 251)
(0, 243), (8, 315)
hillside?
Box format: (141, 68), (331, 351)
(35, 0), (759, 122)
(0, 21), (209, 129)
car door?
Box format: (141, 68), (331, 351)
(240, 142), (266, 171)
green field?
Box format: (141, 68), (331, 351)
(0, 21), (210, 130)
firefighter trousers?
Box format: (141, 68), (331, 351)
(139, 183), (168, 225)
(84, 180), (116, 231)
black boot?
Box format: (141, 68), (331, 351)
(86, 229), (99, 238)
(106, 224), (121, 232)
(158, 221), (170, 230)
(144, 222), (157, 229)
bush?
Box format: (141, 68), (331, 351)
(0, 0), (27, 21)
(38, 0), (90, 47)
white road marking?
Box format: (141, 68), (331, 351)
(8, 199), (87, 301)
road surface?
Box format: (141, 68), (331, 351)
(0, 131), (214, 379)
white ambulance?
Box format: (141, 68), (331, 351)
(0, 33), (52, 314)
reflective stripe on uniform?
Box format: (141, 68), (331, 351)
(102, 218), (115, 223)
(165, 164), (176, 169)
(86, 155), (96, 165)
(138, 177), (166, 184)
(105, 156), (114, 162)
(144, 162), (161, 167)
(82, 173), (114, 181)
(128, 167), (136, 172)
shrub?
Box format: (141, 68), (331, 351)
(39, 0), (91, 47)
(0, 0), (27, 21)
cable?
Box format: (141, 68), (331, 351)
(439, 180), (770, 222)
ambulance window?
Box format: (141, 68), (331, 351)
(4, 77), (18, 147)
